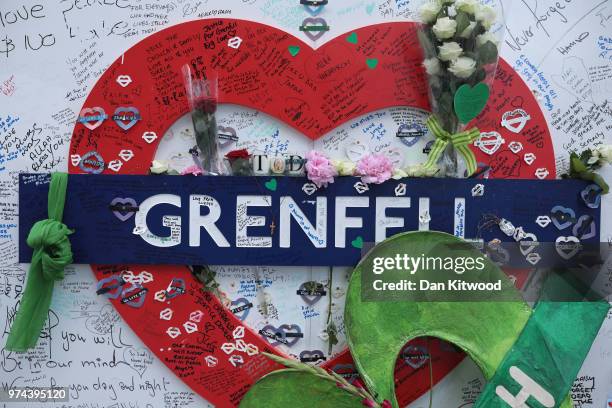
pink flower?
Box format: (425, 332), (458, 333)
(357, 154), (393, 184)
(181, 165), (203, 176)
(361, 399), (377, 407)
(381, 401), (392, 408)
(305, 150), (337, 188)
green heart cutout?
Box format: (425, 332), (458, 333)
(346, 32), (358, 44)
(365, 2), (375, 15)
(351, 236), (364, 249)
(366, 58), (378, 69)
(454, 82), (490, 124)
(288, 45), (300, 57)
(265, 178), (277, 191)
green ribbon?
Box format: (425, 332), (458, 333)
(6, 173), (73, 351)
(423, 115), (480, 176)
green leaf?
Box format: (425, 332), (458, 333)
(344, 231), (533, 407)
(478, 41), (499, 65)
(455, 11), (470, 35)
(240, 370), (363, 408)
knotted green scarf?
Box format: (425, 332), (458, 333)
(423, 116), (480, 177)
(6, 172), (73, 351)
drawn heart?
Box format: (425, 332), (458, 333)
(298, 281), (324, 306)
(402, 345), (429, 369)
(555, 236), (581, 260)
(79, 107), (107, 130)
(454, 82), (490, 124)
(113, 107), (141, 131)
(299, 349), (325, 362)
(110, 197), (138, 221)
(265, 178), (277, 191)
(580, 184), (602, 209)
(502, 109), (531, 133)
(573, 215), (596, 240)
(351, 236), (364, 249)
(551, 206), (575, 230)
(301, 17), (328, 41)
(474, 132), (504, 155)
(123, 347), (153, 377)
(230, 297), (252, 321)
(519, 233), (539, 256)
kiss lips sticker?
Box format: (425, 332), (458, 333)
(120, 283), (148, 308)
(79, 151), (105, 174)
(96, 275), (126, 299)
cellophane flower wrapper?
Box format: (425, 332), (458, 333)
(417, 0), (505, 176)
(182, 65), (227, 175)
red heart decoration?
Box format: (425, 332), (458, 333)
(69, 19), (557, 407)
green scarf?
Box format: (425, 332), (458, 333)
(6, 172), (73, 351)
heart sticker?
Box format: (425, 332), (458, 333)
(526, 252), (541, 266)
(302, 183), (317, 196)
(454, 82), (490, 124)
(346, 141), (369, 162)
(501, 109), (531, 133)
(535, 168), (549, 179)
(119, 149), (134, 162)
(299, 350), (326, 363)
(230, 297), (253, 321)
(166, 278), (186, 299)
(70, 154), (81, 167)
(300, 17), (329, 41)
(519, 233), (539, 256)
(397, 123), (426, 148)
(113, 107), (141, 131)
(96, 275), (125, 299)
(227, 36), (242, 49)
(508, 141), (523, 154)
(555, 236), (581, 260)
(351, 236), (364, 249)
(79, 151), (105, 174)
(551, 206), (576, 230)
(524, 153), (536, 165)
(78, 107), (107, 130)
(332, 364), (359, 383)
(298, 281), (325, 306)
(580, 184), (602, 209)
(110, 197), (138, 222)
(120, 283), (148, 308)
(346, 32), (358, 44)
(354, 182), (369, 194)
(142, 131), (158, 144)
(474, 132), (505, 155)
(395, 183), (407, 197)
(366, 58), (378, 69)
(108, 159), (123, 172)
(288, 45), (300, 57)
(535, 216), (551, 228)
(265, 178), (277, 191)
(573, 215), (596, 240)
(402, 345), (429, 369)
(116, 75), (133, 87)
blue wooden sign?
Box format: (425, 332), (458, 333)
(19, 174), (600, 267)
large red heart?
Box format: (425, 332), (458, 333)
(69, 19), (556, 407)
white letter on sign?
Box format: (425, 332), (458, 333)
(135, 194), (181, 247)
(189, 195), (230, 247)
(335, 197), (369, 248)
(280, 197), (327, 248)
(375, 197), (411, 243)
(495, 366), (555, 407)
(236, 196), (272, 248)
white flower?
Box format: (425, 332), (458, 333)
(405, 164), (439, 177)
(459, 21), (477, 38)
(438, 41), (463, 61)
(456, 0), (479, 14)
(447, 5), (457, 17)
(150, 160), (169, 174)
(476, 32), (498, 46)
(475, 4), (496, 29)
(419, 1), (442, 23)
(423, 58), (441, 75)
(596, 145), (612, 164)
(332, 159), (356, 176)
(432, 17), (457, 39)
(449, 56), (477, 78)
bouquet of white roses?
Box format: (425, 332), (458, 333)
(418, 0), (501, 177)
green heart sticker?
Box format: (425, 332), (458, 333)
(366, 58), (378, 69)
(288, 45), (300, 57)
(351, 236), (364, 249)
(346, 32), (358, 44)
(265, 178), (277, 191)
(454, 82), (490, 124)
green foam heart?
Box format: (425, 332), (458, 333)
(351, 236), (364, 249)
(454, 82), (490, 124)
(288, 45), (300, 57)
(346, 32), (358, 44)
(265, 178), (277, 191)
(366, 58), (378, 69)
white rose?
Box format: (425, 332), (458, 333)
(419, 1), (442, 23)
(332, 159), (356, 176)
(405, 164), (439, 177)
(438, 41), (463, 61)
(460, 21), (477, 38)
(475, 4), (496, 29)
(150, 160), (169, 174)
(432, 17), (457, 39)
(392, 168), (408, 180)
(456, 0), (479, 14)
(476, 31), (498, 46)
(449, 56), (477, 78)
(423, 58), (441, 75)
(596, 145), (612, 164)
